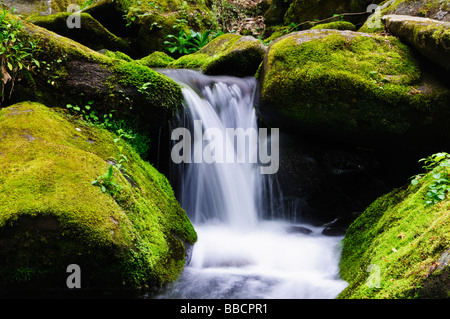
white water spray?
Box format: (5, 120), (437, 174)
(156, 69), (348, 299)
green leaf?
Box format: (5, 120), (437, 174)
(106, 165), (114, 180)
(433, 173), (441, 179)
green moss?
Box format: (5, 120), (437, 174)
(359, 0), (449, 33)
(169, 33), (267, 77)
(109, 60), (183, 112)
(12, 17), (183, 151)
(339, 169), (450, 298)
(259, 30), (449, 141)
(169, 52), (213, 70)
(137, 51), (175, 68)
(262, 25), (292, 44)
(0, 102), (196, 289)
(27, 12), (131, 53)
(310, 21), (356, 31)
(103, 50), (134, 62)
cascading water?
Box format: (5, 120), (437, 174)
(155, 69), (348, 299)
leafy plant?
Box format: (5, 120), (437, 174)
(66, 101), (103, 123)
(80, 0), (95, 10)
(111, 130), (130, 173)
(65, 100), (150, 157)
(410, 152), (450, 205)
(368, 70), (389, 87)
(92, 130), (132, 196)
(0, 8), (40, 105)
(164, 29), (215, 56)
(91, 165), (122, 195)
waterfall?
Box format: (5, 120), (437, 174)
(155, 69), (348, 299)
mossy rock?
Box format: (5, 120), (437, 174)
(338, 167), (450, 298)
(0, 102), (197, 290)
(169, 33), (267, 77)
(7, 16), (183, 160)
(283, 0), (383, 26)
(382, 15), (450, 70)
(257, 29), (450, 148)
(1, 0), (84, 16)
(28, 12), (133, 55)
(103, 50), (134, 62)
(359, 0), (450, 33)
(310, 21), (356, 31)
(263, 0), (293, 26)
(137, 51), (175, 68)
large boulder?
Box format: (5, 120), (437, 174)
(257, 29), (450, 149)
(382, 15), (450, 70)
(7, 15), (183, 161)
(359, 0), (450, 32)
(0, 102), (197, 290)
(28, 12), (133, 55)
(169, 33), (267, 77)
(338, 165), (450, 298)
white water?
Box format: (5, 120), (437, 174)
(156, 69), (348, 299)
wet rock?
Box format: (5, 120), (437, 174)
(170, 33), (267, 77)
(286, 225), (313, 235)
(382, 15), (450, 70)
(321, 213), (362, 236)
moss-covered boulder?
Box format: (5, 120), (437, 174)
(28, 12), (133, 55)
(382, 15), (450, 70)
(169, 33), (267, 77)
(283, 0), (383, 25)
(257, 29), (450, 148)
(0, 102), (197, 290)
(359, 0), (450, 33)
(338, 167), (449, 298)
(7, 15), (183, 160)
(137, 51), (175, 68)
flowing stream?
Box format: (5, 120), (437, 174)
(155, 69), (348, 299)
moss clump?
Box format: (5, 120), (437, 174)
(169, 33), (267, 77)
(109, 60), (183, 113)
(103, 50), (134, 62)
(338, 168), (450, 298)
(0, 102), (196, 290)
(258, 29), (450, 145)
(27, 12), (132, 54)
(310, 21), (356, 31)
(137, 51), (175, 68)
